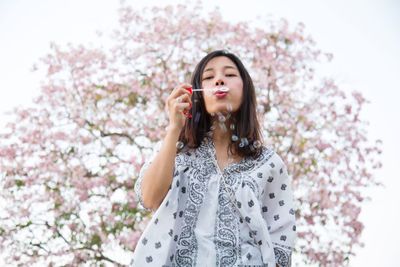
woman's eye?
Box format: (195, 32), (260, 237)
(226, 74), (237, 77)
(203, 76), (213, 80)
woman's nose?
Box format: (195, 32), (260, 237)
(215, 79), (225, 86)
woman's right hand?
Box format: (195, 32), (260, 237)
(165, 83), (193, 132)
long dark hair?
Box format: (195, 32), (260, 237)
(179, 50), (263, 158)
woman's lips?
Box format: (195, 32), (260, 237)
(215, 92), (228, 99)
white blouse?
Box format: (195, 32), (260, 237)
(131, 136), (296, 267)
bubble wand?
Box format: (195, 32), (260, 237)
(190, 86), (230, 92)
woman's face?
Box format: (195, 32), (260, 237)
(201, 56), (243, 115)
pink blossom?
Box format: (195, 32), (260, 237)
(127, 191), (137, 209)
(316, 141), (330, 152)
(120, 230), (142, 251)
(0, 147), (16, 158)
(352, 91), (366, 105)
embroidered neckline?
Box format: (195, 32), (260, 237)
(202, 136), (251, 174)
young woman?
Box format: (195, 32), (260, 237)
(130, 50), (296, 267)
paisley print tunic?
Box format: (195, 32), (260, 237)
(131, 136), (296, 266)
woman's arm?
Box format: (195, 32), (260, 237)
(140, 127), (180, 210)
(138, 83), (192, 210)
(262, 152), (297, 267)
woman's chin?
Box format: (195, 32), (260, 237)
(208, 105), (237, 116)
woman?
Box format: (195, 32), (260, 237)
(131, 50), (296, 267)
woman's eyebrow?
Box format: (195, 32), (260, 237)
(203, 65), (238, 73)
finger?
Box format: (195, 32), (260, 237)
(171, 84), (192, 99)
(175, 95), (183, 104)
(180, 83), (192, 90)
(171, 83), (191, 94)
(173, 94), (192, 108)
(167, 86), (192, 111)
(177, 93), (192, 103)
(181, 83), (193, 94)
(174, 102), (191, 113)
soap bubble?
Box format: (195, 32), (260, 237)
(253, 140), (262, 149)
(242, 138), (249, 145)
(226, 103), (233, 112)
(219, 86), (230, 92)
(229, 123), (235, 131)
(231, 135), (239, 142)
(218, 115), (226, 122)
(176, 141), (184, 150)
(219, 123), (227, 132)
(249, 145), (255, 152)
(194, 113), (201, 124)
(240, 138), (249, 147)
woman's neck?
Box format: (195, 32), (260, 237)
(211, 118), (233, 148)
(211, 118), (242, 162)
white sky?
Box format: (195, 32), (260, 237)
(0, 0), (399, 266)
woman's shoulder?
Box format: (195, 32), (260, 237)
(256, 145), (286, 167)
(177, 137), (211, 157)
(175, 145), (198, 166)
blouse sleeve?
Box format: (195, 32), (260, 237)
(262, 152), (297, 267)
(134, 141), (163, 212)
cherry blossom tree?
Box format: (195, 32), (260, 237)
(0, 2), (382, 266)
